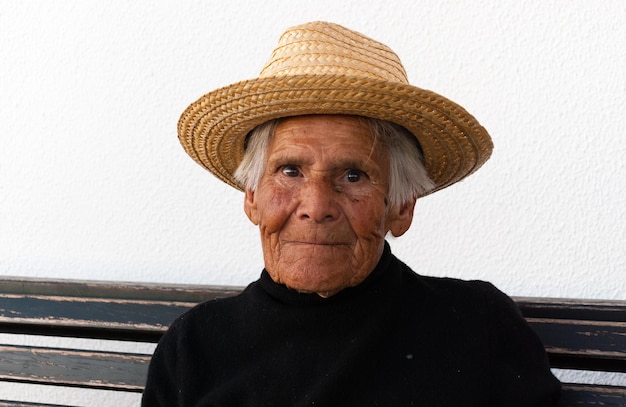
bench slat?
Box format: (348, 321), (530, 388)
(561, 383), (626, 407)
(0, 344), (149, 392)
(0, 277), (242, 303)
(516, 297), (626, 373)
(515, 297), (626, 322)
(2, 344), (625, 405)
(0, 294), (192, 341)
(526, 318), (626, 372)
(0, 277), (242, 342)
(0, 401), (70, 407)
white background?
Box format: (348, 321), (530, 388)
(1, 0), (625, 405)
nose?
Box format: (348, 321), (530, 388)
(296, 178), (340, 223)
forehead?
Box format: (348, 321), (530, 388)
(269, 115), (381, 159)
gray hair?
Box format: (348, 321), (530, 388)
(234, 116), (434, 208)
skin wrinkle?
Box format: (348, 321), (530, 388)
(244, 115), (415, 297)
(358, 116), (379, 167)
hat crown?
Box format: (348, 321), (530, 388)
(260, 21), (408, 84)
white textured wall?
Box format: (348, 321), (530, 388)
(1, 0), (625, 404)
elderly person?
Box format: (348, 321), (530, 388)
(142, 22), (561, 406)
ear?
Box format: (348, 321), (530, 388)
(387, 198), (416, 237)
(244, 188), (260, 225)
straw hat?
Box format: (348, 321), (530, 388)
(178, 21), (493, 196)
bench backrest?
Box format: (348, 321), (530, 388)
(0, 277), (624, 406)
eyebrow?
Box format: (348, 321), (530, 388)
(268, 153), (378, 174)
(266, 154), (312, 167)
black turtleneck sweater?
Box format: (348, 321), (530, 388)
(142, 244), (561, 406)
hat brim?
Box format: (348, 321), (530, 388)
(178, 74), (493, 196)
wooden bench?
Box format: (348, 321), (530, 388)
(0, 277), (624, 406)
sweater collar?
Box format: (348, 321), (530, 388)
(258, 241), (395, 305)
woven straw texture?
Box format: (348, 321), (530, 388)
(178, 21), (493, 195)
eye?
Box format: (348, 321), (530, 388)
(281, 165), (301, 178)
(344, 169), (365, 183)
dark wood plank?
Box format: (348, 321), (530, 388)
(515, 297), (626, 372)
(0, 294), (194, 341)
(0, 278), (242, 341)
(0, 276), (242, 302)
(0, 401), (70, 407)
(0, 344), (149, 392)
(527, 318), (626, 371)
(561, 383), (626, 407)
(515, 297), (626, 323)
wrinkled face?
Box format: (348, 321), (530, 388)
(244, 115), (415, 297)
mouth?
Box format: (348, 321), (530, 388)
(284, 240), (350, 247)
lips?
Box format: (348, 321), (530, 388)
(279, 227), (355, 247)
(285, 240), (351, 246)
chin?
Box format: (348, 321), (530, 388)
(286, 278), (342, 294)
(282, 269), (360, 297)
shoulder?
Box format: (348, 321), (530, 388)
(151, 281), (267, 357)
(393, 256), (516, 313)
(169, 282), (259, 334)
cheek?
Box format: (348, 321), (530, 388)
(256, 187), (296, 233)
(344, 193), (388, 235)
